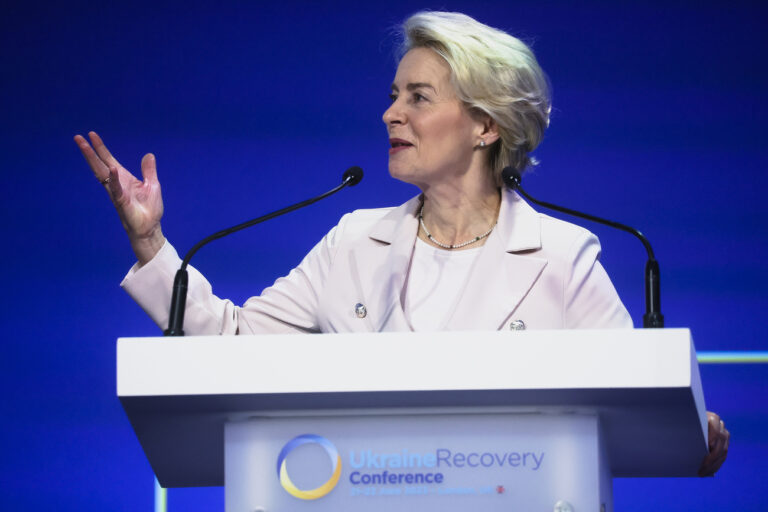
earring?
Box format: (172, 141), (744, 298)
(479, 140), (486, 147)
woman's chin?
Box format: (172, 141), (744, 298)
(388, 164), (412, 183)
(389, 165), (442, 191)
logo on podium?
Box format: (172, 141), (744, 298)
(277, 434), (342, 500)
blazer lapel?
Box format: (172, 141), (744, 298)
(348, 196), (421, 331)
(445, 190), (548, 330)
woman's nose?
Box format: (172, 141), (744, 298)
(382, 101), (405, 126)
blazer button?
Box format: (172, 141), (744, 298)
(354, 303), (367, 318)
(509, 319), (526, 331)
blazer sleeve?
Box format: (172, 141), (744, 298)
(121, 215), (348, 335)
(563, 231), (634, 329)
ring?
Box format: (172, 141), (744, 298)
(101, 175), (112, 185)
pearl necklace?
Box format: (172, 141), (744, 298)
(418, 204), (497, 250)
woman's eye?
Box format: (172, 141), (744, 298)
(389, 93), (397, 103)
(412, 93), (426, 103)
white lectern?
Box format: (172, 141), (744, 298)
(118, 329), (707, 512)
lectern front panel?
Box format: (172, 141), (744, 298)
(224, 412), (611, 512)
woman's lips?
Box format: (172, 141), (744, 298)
(389, 138), (413, 154)
(389, 145), (412, 154)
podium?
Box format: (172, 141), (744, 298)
(118, 329), (708, 512)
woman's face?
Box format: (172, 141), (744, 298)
(383, 47), (483, 188)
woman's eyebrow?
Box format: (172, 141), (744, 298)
(390, 82), (437, 92)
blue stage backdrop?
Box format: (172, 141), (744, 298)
(1, 1), (766, 510)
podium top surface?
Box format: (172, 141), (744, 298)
(118, 328), (698, 396)
(117, 329), (708, 486)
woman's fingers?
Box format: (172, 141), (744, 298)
(74, 134), (110, 180)
(698, 412), (730, 476)
(699, 450), (727, 476)
(75, 133), (125, 205)
(88, 131), (122, 169)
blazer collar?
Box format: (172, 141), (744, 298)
(497, 188), (542, 253)
(368, 194), (422, 245)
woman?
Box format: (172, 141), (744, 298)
(75, 10), (727, 475)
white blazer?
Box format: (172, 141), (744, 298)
(122, 189), (632, 334)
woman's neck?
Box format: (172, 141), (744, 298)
(419, 176), (501, 250)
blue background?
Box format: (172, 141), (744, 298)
(1, 1), (766, 510)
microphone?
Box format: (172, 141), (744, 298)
(342, 166), (363, 186)
(501, 167), (663, 328)
(164, 166), (364, 336)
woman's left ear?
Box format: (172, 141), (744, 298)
(473, 111), (500, 146)
(481, 117), (500, 145)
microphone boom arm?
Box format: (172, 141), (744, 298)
(164, 167), (363, 336)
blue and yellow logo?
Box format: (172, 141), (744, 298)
(277, 434), (342, 500)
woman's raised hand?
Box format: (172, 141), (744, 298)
(75, 131), (165, 265)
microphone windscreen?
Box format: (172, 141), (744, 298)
(501, 167), (521, 190)
(343, 166), (364, 186)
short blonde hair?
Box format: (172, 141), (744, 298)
(398, 11), (551, 183)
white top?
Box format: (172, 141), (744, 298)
(404, 238), (482, 331)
